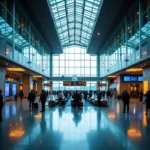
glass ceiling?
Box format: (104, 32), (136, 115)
(47, 0), (104, 48)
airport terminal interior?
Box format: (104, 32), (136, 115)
(1, 0), (150, 149)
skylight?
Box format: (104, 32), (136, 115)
(47, 0), (104, 48)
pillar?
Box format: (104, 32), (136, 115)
(37, 79), (44, 96)
(0, 66), (5, 96)
(139, 0), (142, 59)
(12, 0), (16, 60)
(22, 75), (33, 97)
(143, 67), (150, 94)
(50, 53), (53, 77)
(97, 54), (100, 77)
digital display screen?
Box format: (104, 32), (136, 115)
(123, 76), (143, 82)
(5, 83), (10, 97)
(138, 76), (143, 82)
(124, 76), (130, 81)
(130, 76), (138, 82)
(12, 83), (17, 96)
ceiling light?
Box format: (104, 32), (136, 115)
(33, 75), (42, 78)
(107, 76), (117, 78)
(97, 32), (100, 36)
(7, 68), (25, 72)
(125, 68), (143, 72)
(143, 51), (147, 55)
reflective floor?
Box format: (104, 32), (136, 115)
(0, 99), (150, 150)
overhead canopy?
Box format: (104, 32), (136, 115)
(47, 0), (104, 49)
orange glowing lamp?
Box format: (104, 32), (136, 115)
(9, 130), (25, 137)
(128, 129), (142, 137)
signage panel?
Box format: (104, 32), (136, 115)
(63, 81), (86, 86)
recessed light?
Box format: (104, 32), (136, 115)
(97, 32), (100, 36)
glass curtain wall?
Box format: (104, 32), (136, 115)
(100, 0), (150, 77)
(53, 81), (97, 91)
(0, 1), (50, 76)
(53, 46), (97, 77)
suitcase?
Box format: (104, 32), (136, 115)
(33, 103), (38, 110)
(93, 101), (100, 106)
(79, 101), (83, 107)
(100, 101), (108, 107)
(49, 101), (57, 107)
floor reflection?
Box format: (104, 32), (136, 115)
(0, 100), (150, 150)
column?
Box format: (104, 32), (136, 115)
(0, 66), (5, 97)
(143, 67), (150, 94)
(37, 79), (44, 96)
(50, 53), (52, 77)
(12, 0), (16, 60)
(97, 54), (100, 77)
(22, 75), (33, 97)
(125, 16), (128, 64)
(139, 0), (142, 59)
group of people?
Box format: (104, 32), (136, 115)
(130, 90), (143, 99)
(0, 88), (150, 122)
(121, 90), (150, 115)
(28, 90), (47, 112)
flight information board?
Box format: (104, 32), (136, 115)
(63, 81), (86, 86)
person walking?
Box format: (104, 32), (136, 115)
(0, 90), (4, 121)
(97, 90), (101, 102)
(39, 90), (47, 112)
(122, 91), (130, 113)
(139, 90), (143, 102)
(28, 90), (36, 111)
(19, 90), (24, 102)
(75, 91), (80, 108)
(15, 90), (18, 101)
(145, 90), (150, 115)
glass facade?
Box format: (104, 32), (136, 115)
(47, 0), (104, 48)
(53, 46), (97, 77)
(100, 0), (150, 78)
(53, 81), (97, 91)
(0, 1), (50, 77)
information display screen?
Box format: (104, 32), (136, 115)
(138, 76), (143, 82)
(5, 83), (10, 97)
(123, 76), (143, 82)
(123, 76), (131, 82)
(130, 76), (138, 82)
(12, 83), (17, 96)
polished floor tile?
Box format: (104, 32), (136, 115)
(0, 99), (150, 150)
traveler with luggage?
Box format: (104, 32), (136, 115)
(74, 91), (81, 108)
(0, 90), (4, 121)
(39, 90), (47, 112)
(19, 90), (24, 102)
(122, 91), (130, 113)
(58, 91), (63, 106)
(97, 90), (101, 102)
(144, 90), (150, 115)
(28, 90), (36, 111)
